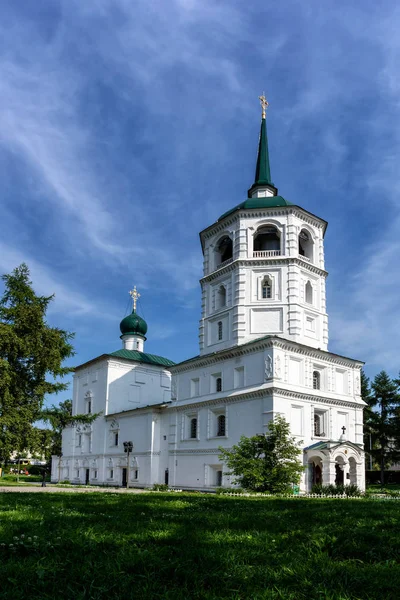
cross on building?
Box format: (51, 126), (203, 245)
(129, 286), (140, 312)
(258, 92), (269, 118)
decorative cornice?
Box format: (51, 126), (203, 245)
(171, 448), (223, 455)
(273, 387), (363, 409)
(201, 256), (327, 283)
(171, 335), (362, 373)
(174, 388), (267, 411)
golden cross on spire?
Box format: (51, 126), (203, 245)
(259, 92), (269, 119)
(129, 286), (140, 312)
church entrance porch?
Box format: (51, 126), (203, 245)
(304, 440), (365, 492)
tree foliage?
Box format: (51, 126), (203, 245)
(366, 371), (400, 484)
(219, 415), (304, 493)
(0, 264), (74, 462)
(39, 399), (100, 458)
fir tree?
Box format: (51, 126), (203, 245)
(369, 371), (400, 485)
(219, 415), (304, 493)
(0, 264), (74, 464)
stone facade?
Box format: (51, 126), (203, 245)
(54, 110), (366, 492)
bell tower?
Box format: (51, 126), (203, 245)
(198, 97), (329, 355)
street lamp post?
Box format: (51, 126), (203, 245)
(123, 441), (133, 488)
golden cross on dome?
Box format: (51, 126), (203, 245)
(129, 286), (140, 312)
(259, 92), (269, 118)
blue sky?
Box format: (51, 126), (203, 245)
(1, 0), (400, 403)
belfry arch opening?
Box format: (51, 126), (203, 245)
(298, 229), (313, 262)
(215, 236), (233, 267)
(253, 225), (281, 256)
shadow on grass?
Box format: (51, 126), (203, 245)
(0, 493), (399, 599)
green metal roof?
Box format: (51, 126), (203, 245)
(254, 116), (273, 186)
(218, 196), (293, 221)
(109, 349), (175, 367)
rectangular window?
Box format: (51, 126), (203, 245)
(110, 469), (114, 479)
(314, 410), (328, 437)
(114, 432), (119, 446)
(234, 366), (244, 388)
(216, 470), (223, 486)
(306, 316), (315, 332)
(217, 321), (223, 341)
(190, 378), (200, 397)
(77, 434), (82, 447)
(75, 469), (80, 479)
(291, 405), (303, 436)
(88, 434), (92, 453)
(94, 470), (98, 479)
(133, 470), (138, 480)
(87, 400), (92, 414)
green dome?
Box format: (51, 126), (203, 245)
(120, 311), (148, 338)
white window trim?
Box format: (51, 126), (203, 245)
(207, 407), (228, 440)
(182, 412), (199, 441)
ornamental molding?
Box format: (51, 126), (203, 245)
(175, 388), (267, 412)
(201, 257), (327, 282)
(171, 448), (223, 455)
(171, 336), (361, 373)
(201, 216), (239, 240)
(273, 387), (362, 409)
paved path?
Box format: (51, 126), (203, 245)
(0, 485), (147, 494)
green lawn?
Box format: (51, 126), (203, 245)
(0, 493), (399, 600)
(0, 474), (48, 486)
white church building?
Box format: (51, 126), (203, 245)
(53, 98), (366, 492)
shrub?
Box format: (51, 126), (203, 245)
(215, 487), (245, 495)
(311, 484), (362, 497)
(152, 483), (170, 491)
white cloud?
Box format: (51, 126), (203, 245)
(0, 242), (105, 318)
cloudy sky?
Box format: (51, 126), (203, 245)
(1, 0), (400, 402)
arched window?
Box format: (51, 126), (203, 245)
(305, 281), (313, 304)
(190, 418), (197, 439)
(253, 225), (281, 255)
(262, 276), (272, 299)
(217, 285), (226, 308)
(314, 414), (321, 436)
(298, 229), (314, 261)
(85, 391), (93, 414)
(217, 415), (226, 437)
(217, 321), (223, 341)
(216, 377), (222, 392)
(313, 371), (320, 390)
(216, 236), (233, 266)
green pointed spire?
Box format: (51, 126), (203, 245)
(247, 94), (277, 198)
(254, 115), (272, 186)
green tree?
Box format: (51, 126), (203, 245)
(368, 371), (400, 485)
(0, 264), (74, 465)
(219, 415), (304, 493)
(362, 370), (375, 470)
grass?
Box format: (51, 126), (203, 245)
(366, 483), (400, 493)
(0, 493), (399, 599)
(0, 474), (49, 486)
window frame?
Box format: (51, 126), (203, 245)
(313, 371), (321, 390)
(217, 414), (226, 437)
(190, 417), (198, 439)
